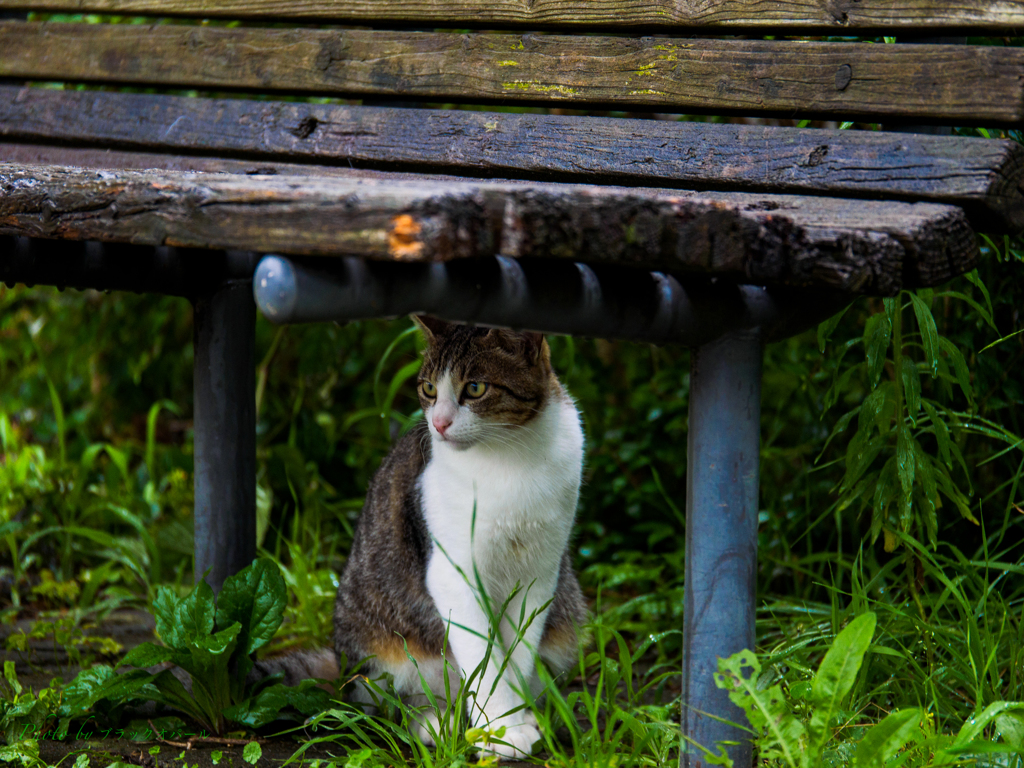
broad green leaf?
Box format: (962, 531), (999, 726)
(0, 741), (40, 766)
(175, 578), (216, 644)
(59, 665), (117, 716)
(151, 587), (182, 649)
(942, 739), (1024, 756)
(179, 623), (242, 724)
(949, 701), (1024, 750)
(996, 711), (1024, 750)
(809, 612), (876, 752)
(223, 680), (332, 728)
(216, 558), (287, 656)
(909, 292), (940, 378)
(195, 622), (242, 657)
(145, 669), (216, 734)
(60, 666), (153, 717)
(91, 670), (155, 704)
(862, 312), (891, 387)
(715, 650), (804, 768)
(854, 708), (922, 767)
(118, 642), (175, 670)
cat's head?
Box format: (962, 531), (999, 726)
(413, 316), (555, 450)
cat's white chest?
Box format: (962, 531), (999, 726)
(420, 397), (583, 584)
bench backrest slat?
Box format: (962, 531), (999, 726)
(1, 22), (1022, 125)
(1, 85), (1020, 232)
(1, 0), (1022, 33)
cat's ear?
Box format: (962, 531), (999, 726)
(523, 331), (548, 365)
(482, 327), (547, 364)
(411, 315), (450, 342)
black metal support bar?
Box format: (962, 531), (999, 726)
(193, 271), (257, 593)
(0, 236), (255, 297)
(254, 254), (844, 345)
(681, 330), (763, 767)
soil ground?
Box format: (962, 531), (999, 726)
(0, 610), (547, 767)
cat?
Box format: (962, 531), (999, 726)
(324, 316), (588, 758)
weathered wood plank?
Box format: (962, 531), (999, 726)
(0, 86), (1020, 231)
(643, 190), (979, 293)
(0, 0), (1021, 33)
(0, 23), (1021, 124)
(0, 162), (976, 294)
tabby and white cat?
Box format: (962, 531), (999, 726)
(327, 316), (587, 758)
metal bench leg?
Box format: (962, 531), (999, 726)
(682, 329), (763, 768)
(193, 277), (256, 593)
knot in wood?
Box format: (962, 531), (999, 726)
(835, 64), (853, 91)
(806, 145), (829, 167)
(290, 116), (320, 140)
(825, 0), (854, 24)
(315, 39), (347, 72)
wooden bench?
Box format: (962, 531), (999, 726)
(0, 3), (1020, 765)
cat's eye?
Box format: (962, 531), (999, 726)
(464, 382), (488, 398)
(421, 381), (437, 397)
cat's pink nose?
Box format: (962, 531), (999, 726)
(432, 415), (452, 436)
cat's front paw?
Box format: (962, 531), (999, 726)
(483, 722), (541, 760)
(411, 709), (441, 747)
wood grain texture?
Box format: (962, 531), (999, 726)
(0, 161), (977, 294)
(0, 0), (1021, 32)
(0, 23), (1021, 124)
(0, 86), (1020, 231)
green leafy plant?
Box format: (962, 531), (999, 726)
(0, 662), (62, 768)
(715, 610), (1024, 767)
(58, 558), (332, 736)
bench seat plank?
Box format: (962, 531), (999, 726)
(1, 0), (1020, 33)
(0, 161), (975, 295)
(1, 86), (1020, 232)
(1, 23), (1022, 125)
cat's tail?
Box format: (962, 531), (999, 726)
(250, 647), (339, 687)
